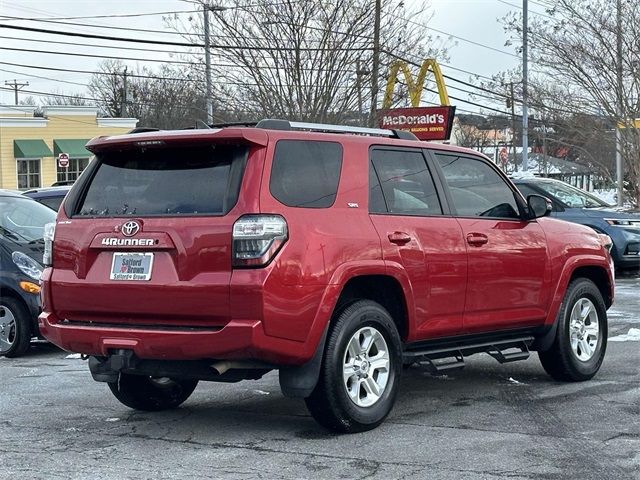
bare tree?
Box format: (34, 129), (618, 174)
(88, 60), (126, 117)
(88, 61), (207, 128)
(498, 0), (640, 206)
(165, 0), (448, 124)
(42, 89), (91, 106)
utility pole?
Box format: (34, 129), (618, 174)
(203, 2), (213, 124)
(356, 60), (370, 126)
(522, 0), (529, 171)
(508, 82), (517, 172)
(5, 79), (29, 105)
(615, 0), (624, 206)
(121, 67), (128, 117)
(369, 0), (381, 128)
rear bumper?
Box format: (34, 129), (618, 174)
(38, 311), (313, 365)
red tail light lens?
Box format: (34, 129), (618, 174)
(232, 215), (288, 267)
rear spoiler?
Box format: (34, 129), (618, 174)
(85, 128), (269, 153)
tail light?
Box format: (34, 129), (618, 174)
(232, 215), (288, 267)
(43, 222), (56, 266)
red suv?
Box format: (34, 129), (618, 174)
(40, 120), (614, 432)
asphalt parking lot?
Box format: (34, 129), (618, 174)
(1, 275), (638, 480)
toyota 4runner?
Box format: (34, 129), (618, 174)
(39, 120), (614, 432)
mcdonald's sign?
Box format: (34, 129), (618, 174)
(380, 59), (455, 141)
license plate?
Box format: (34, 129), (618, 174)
(110, 252), (154, 281)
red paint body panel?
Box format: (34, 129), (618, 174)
(456, 218), (551, 333)
(370, 214), (467, 340)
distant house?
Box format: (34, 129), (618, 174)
(0, 105), (137, 190)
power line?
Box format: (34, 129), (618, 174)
(0, 23), (372, 51)
(0, 10), (199, 22)
(496, 0), (558, 21)
(386, 11), (520, 59)
(0, 46), (198, 65)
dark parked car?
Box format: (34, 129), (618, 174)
(23, 186), (71, 211)
(0, 190), (56, 357)
(512, 177), (640, 270)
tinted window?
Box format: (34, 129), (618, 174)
(514, 183), (539, 199)
(435, 154), (520, 219)
(370, 149), (442, 215)
(270, 140), (342, 208)
(76, 145), (247, 217)
(38, 197), (64, 211)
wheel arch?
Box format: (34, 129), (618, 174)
(333, 274), (410, 342)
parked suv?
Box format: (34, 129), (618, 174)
(40, 120), (614, 432)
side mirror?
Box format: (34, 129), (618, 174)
(528, 194), (552, 218)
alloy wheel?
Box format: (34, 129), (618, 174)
(342, 326), (390, 407)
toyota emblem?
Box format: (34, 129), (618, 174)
(121, 221), (141, 237)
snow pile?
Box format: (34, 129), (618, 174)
(65, 353), (82, 359)
(593, 189), (616, 205)
(609, 328), (640, 342)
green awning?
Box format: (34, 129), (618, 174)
(53, 139), (91, 158)
(13, 139), (53, 158)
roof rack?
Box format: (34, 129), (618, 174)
(255, 119), (418, 141)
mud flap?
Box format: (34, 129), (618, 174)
(279, 327), (328, 398)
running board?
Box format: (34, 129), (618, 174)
(403, 336), (534, 374)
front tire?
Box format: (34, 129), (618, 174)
(0, 297), (32, 358)
(305, 300), (402, 433)
(108, 373), (198, 411)
(539, 278), (608, 381)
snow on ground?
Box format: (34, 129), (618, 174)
(609, 328), (640, 342)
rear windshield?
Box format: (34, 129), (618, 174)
(74, 145), (248, 217)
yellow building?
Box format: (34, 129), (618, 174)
(0, 105), (137, 190)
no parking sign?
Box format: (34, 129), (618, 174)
(58, 153), (69, 168)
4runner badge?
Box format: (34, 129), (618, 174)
(121, 221), (141, 237)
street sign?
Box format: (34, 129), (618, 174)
(58, 152), (69, 168)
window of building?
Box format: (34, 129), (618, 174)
(57, 157), (90, 183)
(370, 149), (442, 216)
(17, 159), (41, 190)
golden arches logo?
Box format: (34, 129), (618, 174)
(382, 59), (450, 109)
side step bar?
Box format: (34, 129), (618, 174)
(403, 336), (534, 374)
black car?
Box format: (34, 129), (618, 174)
(0, 190), (57, 357)
(23, 186), (72, 211)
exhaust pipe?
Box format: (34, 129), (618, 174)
(210, 360), (270, 375)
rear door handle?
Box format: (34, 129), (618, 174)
(466, 233), (488, 246)
(388, 232), (412, 245)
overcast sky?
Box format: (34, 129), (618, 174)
(0, 0), (553, 115)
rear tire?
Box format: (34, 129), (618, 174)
(305, 300), (402, 433)
(0, 297), (32, 358)
(539, 278), (607, 382)
(108, 373), (198, 411)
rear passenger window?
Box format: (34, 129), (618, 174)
(370, 149), (442, 215)
(435, 153), (521, 219)
(270, 140), (342, 208)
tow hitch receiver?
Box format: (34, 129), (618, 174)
(89, 350), (137, 383)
